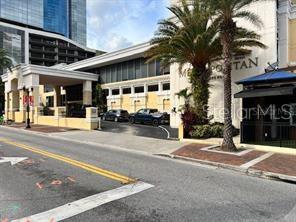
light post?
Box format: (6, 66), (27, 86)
(23, 86), (31, 129)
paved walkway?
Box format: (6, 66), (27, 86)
(49, 130), (184, 155)
(172, 143), (296, 181)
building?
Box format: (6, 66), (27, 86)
(0, 21), (96, 67)
(3, 0), (296, 151)
(0, 0), (87, 45)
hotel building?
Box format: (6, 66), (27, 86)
(2, 0), (296, 146)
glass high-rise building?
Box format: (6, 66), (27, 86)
(0, 0), (86, 46)
(44, 0), (69, 38)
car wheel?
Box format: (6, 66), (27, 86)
(114, 117), (118, 122)
(129, 117), (135, 124)
(152, 119), (159, 127)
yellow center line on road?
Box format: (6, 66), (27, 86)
(0, 138), (136, 184)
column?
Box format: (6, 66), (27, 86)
(131, 85), (135, 94)
(4, 92), (9, 120)
(54, 86), (61, 107)
(144, 83), (148, 94)
(119, 87), (123, 95)
(158, 82), (162, 92)
(83, 80), (92, 105)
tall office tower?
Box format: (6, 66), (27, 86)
(0, 0), (87, 46)
(0, 0), (95, 68)
(44, 0), (69, 38)
(69, 0), (86, 46)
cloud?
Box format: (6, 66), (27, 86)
(86, 0), (169, 52)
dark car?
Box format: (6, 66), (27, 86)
(129, 108), (170, 126)
(102, 109), (129, 122)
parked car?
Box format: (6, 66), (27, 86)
(102, 109), (129, 122)
(129, 108), (170, 126)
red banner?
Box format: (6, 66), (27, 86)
(23, 96), (34, 106)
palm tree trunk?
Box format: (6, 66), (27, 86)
(221, 22), (237, 152)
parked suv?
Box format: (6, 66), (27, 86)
(129, 108), (170, 126)
(102, 109), (129, 122)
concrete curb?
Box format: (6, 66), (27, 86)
(160, 154), (296, 184)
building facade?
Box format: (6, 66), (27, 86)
(3, 0), (296, 137)
(0, 0), (86, 45)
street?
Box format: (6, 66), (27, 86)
(0, 127), (295, 222)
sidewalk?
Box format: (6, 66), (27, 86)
(172, 143), (296, 182)
(49, 130), (184, 155)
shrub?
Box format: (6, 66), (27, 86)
(190, 125), (212, 139)
(210, 124), (224, 137)
(189, 122), (239, 139)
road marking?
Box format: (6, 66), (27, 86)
(0, 139), (135, 184)
(0, 157), (28, 165)
(240, 152), (274, 169)
(285, 203), (296, 222)
(158, 126), (170, 139)
(12, 181), (154, 222)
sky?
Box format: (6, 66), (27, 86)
(86, 0), (170, 52)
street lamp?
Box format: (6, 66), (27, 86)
(23, 86), (31, 129)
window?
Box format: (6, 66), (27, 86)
(148, 60), (156, 77)
(122, 62), (128, 81)
(128, 60), (134, 80)
(112, 89), (119, 95)
(111, 65), (117, 82)
(46, 96), (54, 107)
(135, 58), (141, 79)
(163, 83), (170, 91)
(140, 58), (148, 78)
(135, 86), (144, 93)
(148, 84), (158, 92)
(117, 63), (122, 82)
(106, 66), (111, 83)
(123, 88), (131, 94)
(156, 60), (161, 76)
(163, 66), (170, 75)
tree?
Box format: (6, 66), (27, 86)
(208, 0), (266, 151)
(146, 0), (221, 124)
(93, 83), (105, 112)
(0, 49), (12, 115)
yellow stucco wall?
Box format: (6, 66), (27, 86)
(34, 116), (97, 130)
(15, 111), (26, 123)
(289, 19), (296, 63)
(121, 95), (131, 112)
(163, 99), (170, 112)
(147, 92), (158, 109)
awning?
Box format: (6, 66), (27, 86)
(234, 86), (296, 98)
(236, 71), (296, 85)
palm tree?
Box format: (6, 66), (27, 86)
(208, 0), (266, 151)
(0, 49), (12, 71)
(146, 0), (221, 124)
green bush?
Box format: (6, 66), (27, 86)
(190, 125), (212, 139)
(210, 124), (223, 137)
(190, 122), (239, 139)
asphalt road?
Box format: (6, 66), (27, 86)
(0, 127), (296, 222)
(100, 120), (178, 139)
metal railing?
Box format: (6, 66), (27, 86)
(241, 121), (296, 148)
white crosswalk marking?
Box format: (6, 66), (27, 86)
(12, 181), (154, 222)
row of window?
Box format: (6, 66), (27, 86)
(110, 83), (170, 96)
(98, 58), (170, 84)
